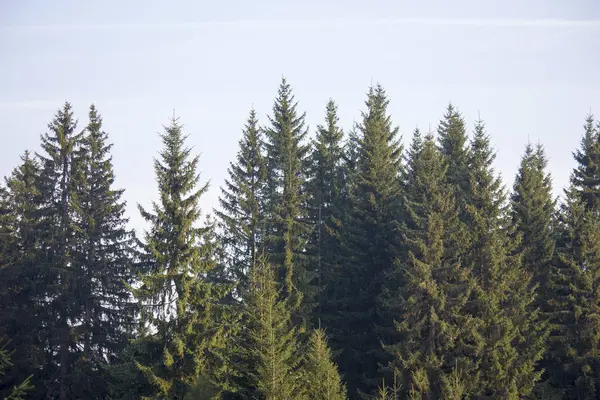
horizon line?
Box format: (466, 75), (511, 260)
(3, 17), (600, 33)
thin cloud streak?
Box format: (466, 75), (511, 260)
(3, 17), (600, 33)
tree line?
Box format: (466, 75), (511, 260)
(0, 77), (599, 399)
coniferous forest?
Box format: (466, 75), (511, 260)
(1, 77), (600, 399)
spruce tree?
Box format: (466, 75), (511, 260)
(239, 255), (303, 399)
(510, 142), (556, 292)
(0, 151), (45, 399)
(216, 109), (267, 296)
(329, 84), (403, 397)
(570, 114), (600, 211)
(437, 103), (470, 208)
(379, 130), (474, 399)
(0, 340), (33, 400)
(302, 328), (347, 400)
(462, 119), (545, 397)
(306, 99), (346, 323)
(132, 115), (228, 399)
(67, 105), (137, 398)
(35, 102), (83, 399)
(263, 77), (312, 319)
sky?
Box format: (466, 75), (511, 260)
(1, 0), (599, 233)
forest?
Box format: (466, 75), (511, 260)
(0, 77), (598, 400)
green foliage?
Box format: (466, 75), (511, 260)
(302, 328), (347, 400)
(132, 115), (229, 399)
(329, 84), (403, 397)
(307, 100), (346, 325)
(263, 77), (313, 319)
(240, 256), (303, 399)
(0, 340), (33, 400)
(216, 109), (267, 296)
(570, 114), (600, 211)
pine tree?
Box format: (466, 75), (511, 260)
(67, 105), (137, 398)
(0, 151), (45, 399)
(306, 99), (346, 323)
(132, 115), (228, 399)
(239, 255), (303, 399)
(462, 119), (545, 397)
(263, 77), (313, 320)
(216, 109), (267, 297)
(329, 84), (403, 397)
(570, 114), (600, 211)
(379, 130), (474, 399)
(35, 102), (83, 399)
(302, 328), (347, 400)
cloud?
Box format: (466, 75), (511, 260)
(3, 17), (600, 33)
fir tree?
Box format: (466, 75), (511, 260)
(306, 99), (346, 323)
(132, 115), (228, 399)
(380, 130), (474, 399)
(547, 188), (600, 399)
(437, 103), (470, 208)
(263, 77), (312, 319)
(0, 151), (45, 399)
(463, 118), (545, 397)
(0, 340), (33, 400)
(216, 109), (267, 297)
(35, 102), (83, 399)
(570, 114), (600, 211)
(329, 84), (403, 397)
(67, 105), (137, 398)
(240, 256), (303, 399)
(510, 142), (556, 292)
(302, 328), (347, 400)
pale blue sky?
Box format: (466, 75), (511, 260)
(1, 0), (599, 232)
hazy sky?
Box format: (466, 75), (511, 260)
(1, 0), (599, 232)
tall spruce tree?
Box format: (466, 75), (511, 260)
(379, 130), (473, 399)
(35, 102), (84, 399)
(0, 151), (46, 399)
(132, 116), (228, 399)
(510, 142), (556, 298)
(263, 77), (312, 320)
(329, 84), (403, 397)
(570, 114), (600, 211)
(66, 105), (137, 398)
(462, 118), (545, 397)
(306, 99), (346, 322)
(216, 109), (267, 296)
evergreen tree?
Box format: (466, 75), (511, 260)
(0, 151), (46, 399)
(67, 105), (137, 398)
(263, 77), (312, 319)
(570, 114), (600, 211)
(35, 102), (83, 399)
(462, 119), (545, 397)
(0, 340), (33, 400)
(132, 115), (228, 399)
(302, 328), (347, 400)
(437, 104), (470, 208)
(329, 84), (403, 397)
(216, 109), (267, 297)
(306, 99), (346, 322)
(379, 130), (473, 399)
(510, 142), (556, 292)
(239, 255), (303, 399)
